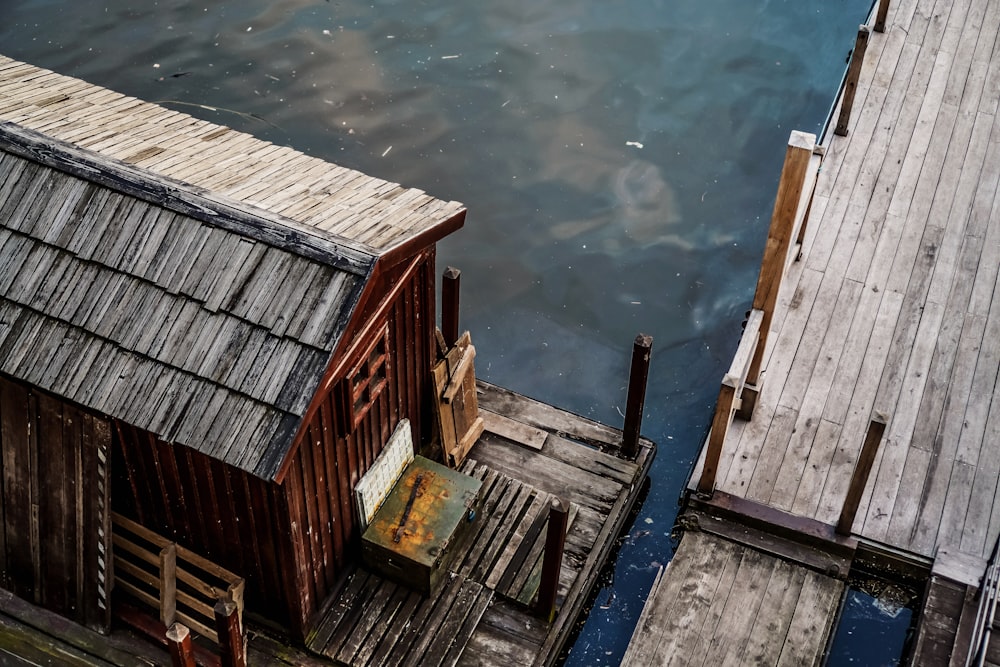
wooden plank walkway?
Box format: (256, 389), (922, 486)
(693, 0), (1000, 563)
(297, 379), (654, 667)
(629, 0), (1000, 661)
(621, 531), (844, 666)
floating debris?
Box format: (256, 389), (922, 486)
(625, 140), (644, 149)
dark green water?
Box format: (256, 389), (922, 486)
(1, 1), (877, 663)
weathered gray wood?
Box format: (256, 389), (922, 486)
(622, 532), (843, 666)
(0, 122), (376, 274)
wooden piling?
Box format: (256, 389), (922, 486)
(835, 25), (871, 136)
(536, 498), (569, 623)
(442, 266), (461, 348)
(214, 600), (246, 667)
(166, 623), (196, 667)
(874, 0), (890, 32)
(836, 418), (887, 536)
(622, 334), (653, 460)
(741, 131), (816, 418)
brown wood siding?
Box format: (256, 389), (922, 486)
(282, 252), (438, 634)
(0, 374), (111, 632)
(111, 423), (292, 628)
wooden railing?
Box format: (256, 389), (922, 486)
(111, 512), (245, 644)
(698, 130), (823, 495)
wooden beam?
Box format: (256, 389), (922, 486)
(159, 544), (177, 626)
(836, 417), (886, 536)
(622, 334), (653, 460)
(698, 383), (736, 495)
(535, 497), (569, 623)
(742, 131), (816, 417)
(441, 266), (461, 348)
(835, 26), (871, 136)
(874, 0), (890, 32)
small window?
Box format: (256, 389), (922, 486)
(346, 327), (389, 429)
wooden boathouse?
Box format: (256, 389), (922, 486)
(625, 0), (1000, 663)
(0, 55), (654, 666)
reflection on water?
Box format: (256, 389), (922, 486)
(1, 0), (870, 662)
(826, 586), (916, 666)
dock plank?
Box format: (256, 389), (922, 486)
(622, 532), (843, 667)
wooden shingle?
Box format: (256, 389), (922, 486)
(0, 54), (465, 478)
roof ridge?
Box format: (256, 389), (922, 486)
(0, 121), (379, 275)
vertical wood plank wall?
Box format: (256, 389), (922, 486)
(282, 254), (437, 633)
(0, 374), (111, 632)
(112, 254), (437, 636)
(112, 422), (292, 626)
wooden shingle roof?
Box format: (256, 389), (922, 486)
(0, 56), (465, 479)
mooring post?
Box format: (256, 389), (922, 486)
(836, 417), (887, 536)
(740, 131), (816, 419)
(536, 497), (569, 623)
(442, 266), (461, 348)
(623, 333), (653, 460)
(214, 600), (246, 667)
(835, 25), (871, 137)
(874, 0), (890, 33)
(166, 623), (196, 667)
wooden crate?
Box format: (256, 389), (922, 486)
(361, 457), (482, 596)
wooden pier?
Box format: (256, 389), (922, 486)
(628, 0), (1000, 661)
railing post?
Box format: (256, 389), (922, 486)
(535, 498), (569, 623)
(215, 599), (246, 667)
(836, 417), (887, 536)
(166, 623), (196, 667)
(622, 333), (653, 460)
(874, 0), (890, 33)
(835, 25), (871, 136)
(740, 131), (816, 419)
(698, 384), (737, 495)
(442, 266), (461, 348)
(159, 543), (177, 626)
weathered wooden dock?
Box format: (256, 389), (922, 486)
(627, 0), (1000, 661)
(307, 383), (654, 667)
(0, 54), (654, 665)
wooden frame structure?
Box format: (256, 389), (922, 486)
(0, 54), (467, 641)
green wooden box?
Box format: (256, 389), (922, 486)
(361, 456), (482, 596)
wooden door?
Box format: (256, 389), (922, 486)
(432, 331), (484, 468)
(0, 377), (112, 632)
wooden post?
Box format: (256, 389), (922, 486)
(442, 266), (461, 348)
(740, 131), (816, 419)
(159, 543), (177, 626)
(795, 145), (826, 252)
(622, 334), (653, 460)
(698, 384), (736, 495)
(874, 0), (890, 32)
(836, 418), (887, 536)
(535, 498), (569, 623)
(215, 600), (246, 667)
(166, 623), (196, 667)
(835, 25), (871, 136)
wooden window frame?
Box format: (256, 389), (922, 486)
(341, 324), (390, 433)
